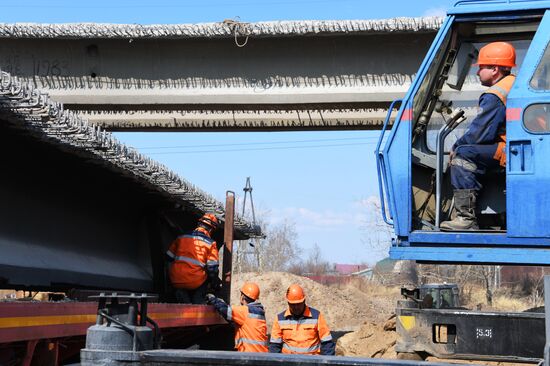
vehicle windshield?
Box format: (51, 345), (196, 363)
(425, 39), (532, 152)
(411, 19), (539, 152)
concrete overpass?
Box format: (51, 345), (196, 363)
(0, 17), (442, 131)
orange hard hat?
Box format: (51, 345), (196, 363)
(198, 213), (219, 230)
(476, 42), (516, 68)
(286, 284), (306, 304)
(241, 282), (260, 301)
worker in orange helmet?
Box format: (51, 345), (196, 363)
(442, 42), (516, 231)
(166, 213), (220, 304)
(269, 284), (335, 355)
(206, 282), (268, 352)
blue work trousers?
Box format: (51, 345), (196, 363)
(174, 281), (208, 304)
(450, 144), (500, 190)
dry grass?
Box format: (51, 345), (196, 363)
(333, 278), (400, 298)
(337, 281), (532, 313)
(462, 285), (531, 311)
(491, 296), (530, 311)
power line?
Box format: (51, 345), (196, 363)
(136, 136), (380, 150)
(145, 140), (385, 155)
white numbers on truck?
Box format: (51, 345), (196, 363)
(476, 327), (493, 339)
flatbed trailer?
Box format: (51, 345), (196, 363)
(0, 301), (230, 365)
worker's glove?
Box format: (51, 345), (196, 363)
(205, 293), (216, 304)
(209, 276), (222, 290)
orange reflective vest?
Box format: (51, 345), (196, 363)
(270, 305), (333, 355)
(166, 227), (219, 289)
(482, 74), (515, 167)
(229, 303), (268, 352)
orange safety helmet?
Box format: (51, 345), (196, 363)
(241, 282), (260, 301)
(476, 42), (516, 68)
(286, 284), (306, 304)
(198, 213), (219, 230)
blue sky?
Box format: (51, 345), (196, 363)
(0, 1), (455, 23)
(0, 0), (456, 264)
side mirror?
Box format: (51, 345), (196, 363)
(447, 43), (478, 90)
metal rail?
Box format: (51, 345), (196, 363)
(82, 348), (466, 366)
(434, 109), (465, 228)
(375, 99), (401, 226)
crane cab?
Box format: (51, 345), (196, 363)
(377, 0), (550, 264)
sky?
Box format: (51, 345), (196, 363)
(0, 0), (456, 265)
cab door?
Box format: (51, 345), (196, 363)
(507, 10), (550, 238)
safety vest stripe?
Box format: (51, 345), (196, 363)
(247, 313), (266, 320)
(177, 234), (214, 245)
(282, 343), (320, 353)
(174, 256), (205, 268)
(490, 84), (509, 98)
(166, 250), (175, 259)
(235, 338), (268, 346)
(227, 307), (233, 321)
(278, 318), (318, 326)
(484, 75), (515, 105)
(206, 260), (219, 266)
(270, 337), (282, 344)
(321, 335), (333, 342)
(451, 157), (477, 172)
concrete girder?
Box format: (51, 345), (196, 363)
(79, 108), (391, 131)
(0, 19), (443, 130)
(0, 67), (260, 291)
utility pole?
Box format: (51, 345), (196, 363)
(242, 177), (256, 222)
(238, 177), (263, 271)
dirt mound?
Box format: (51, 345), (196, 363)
(336, 316), (397, 358)
(232, 272), (374, 331)
(231, 272), (407, 357)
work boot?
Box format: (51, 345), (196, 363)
(440, 189), (479, 231)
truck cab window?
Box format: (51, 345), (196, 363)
(524, 104), (550, 133)
(530, 41), (550, 90)
(426, 40), (532, 153)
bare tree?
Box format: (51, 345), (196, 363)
(477, 266), (495, 306)
(360, 196), (393, 259)
(289, 243), (332, 276)
(236, 218), (300, 273)
(260, 219), (299, 272)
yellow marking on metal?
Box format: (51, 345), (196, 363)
(398, 315), (416, 330)
(0, 315), (96, 329)
(149, 312), (219, 320)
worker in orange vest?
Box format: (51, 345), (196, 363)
(269, 284), (335, 355)
(166, 213), (220, 304)
(206, 282), (268, 352)
(441, 42), (516, 231)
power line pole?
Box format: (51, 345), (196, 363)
(237, 177), (263, 271)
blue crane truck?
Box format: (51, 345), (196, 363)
(376, 0), (550, 363)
